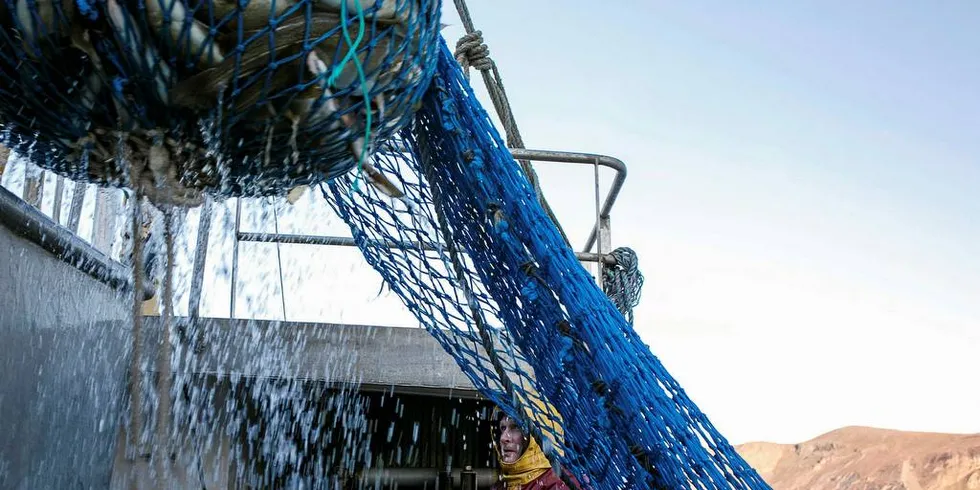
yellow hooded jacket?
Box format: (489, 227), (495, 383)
(491, 394), (573, 489)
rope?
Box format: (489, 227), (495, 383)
(450, 1), (570, 246)
(330, 0), (372, 195)
(128, 190), (146, 452)
(325, 43), (769, 488)
(453, 31), (493, 74)
(421, 133), (518, 402)
(451, 2), (646, 325)
(602, 247), (644, 324)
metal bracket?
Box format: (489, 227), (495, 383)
(226, 147), (628, 318)
(507, 148), (626, 254)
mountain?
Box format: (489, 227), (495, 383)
(736, 426), (980, 489)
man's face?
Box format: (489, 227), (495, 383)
(498, 416), (526, 463)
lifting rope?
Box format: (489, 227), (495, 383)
(450, 0), (571, 247)
(449, 0), (644, 323)
(603, 247), (645, 325)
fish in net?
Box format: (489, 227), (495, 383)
(0, 0), (772, 486)
(0, 0), (442, 206)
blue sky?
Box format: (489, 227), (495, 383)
(440, 1), (980, 444)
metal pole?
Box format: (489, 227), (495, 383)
(91, 187), (113, 253)
(154, 208), (176, 480)
(593, 156), (603, 289)
(188, 198), (213, 318)
(128, 195), (146, 455)
(381, 145), (628, 253)
(0, 185), (154, 298)
(229, 198), (242, 318)
(23, 166), (42, 207)
(506, 149), (627, 253)
(51, 176), (64, 224)
(67, 182), (86, 233)
(271, 201), (288, 321)
(237, 232), (618, 266)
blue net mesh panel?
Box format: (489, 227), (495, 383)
(0, 0), (441, 204)
(322, 41), (772, 489)
(2, 0), (769, 484)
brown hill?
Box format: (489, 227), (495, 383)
(736, 426), (980, 490)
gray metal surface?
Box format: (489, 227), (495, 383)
(0, 212), (133, 489)
(225, 147), (627, 315)
(237, 231), (617, 265)
(358, 467), (496, 488)
(188, 198), (213, 318)
(140, 317), (482, 398)
(0, 185), (153, 300)
(507, 148), (627, 254)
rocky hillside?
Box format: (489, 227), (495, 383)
(736, 426), (980, 489)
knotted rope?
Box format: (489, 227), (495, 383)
(454, 30), (493, 75)
(603, 247), (645, 324)
(450, 0), (570, 246)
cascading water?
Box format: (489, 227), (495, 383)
(110, 194), (406, 489)
(2, 150), (499, 489)
(0, 160), (131, 488)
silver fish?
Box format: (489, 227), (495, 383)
(204, 0), (296, 37)
(144, 0), (225, 67)
(285, 184), (307, 204)
(14, 0), (73, 56)
(300, 50), (345, 127)
(106, 0), (174, 104)
(170, 11), (403, 112)
(305, 49), (407, 202)
(314, 0), (401, 22)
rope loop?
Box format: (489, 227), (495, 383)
(454, 30), (493, 73)
(603, 247), (644, 324)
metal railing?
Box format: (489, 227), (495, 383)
(217, 147), (628, 319)
(0, 145), (628, 320)
(0, 152), (153, 299)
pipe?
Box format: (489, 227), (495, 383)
(238, 232), (617, 266)
(357, 467), (497, 488)
(188, 198), (212, 318)
(373, 145), (628, 254)
(0, 185), (154, 300)
(507, 149), (628, 254)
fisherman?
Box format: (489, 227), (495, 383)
(490, 405), (581, 490)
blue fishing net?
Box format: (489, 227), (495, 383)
(322, 41), (772, 489)
(1, 0), (769, 485)
(0, 0), (441, 204)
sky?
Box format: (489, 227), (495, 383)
(3, 0), (978, 447)
(437, 0), (980, 445)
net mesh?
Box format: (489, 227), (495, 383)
(0, 0), (769, 486)
(320, 42), (771, 489)
(0, 0), (441, 205)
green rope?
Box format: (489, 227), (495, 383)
(329, 0), (372, 195)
